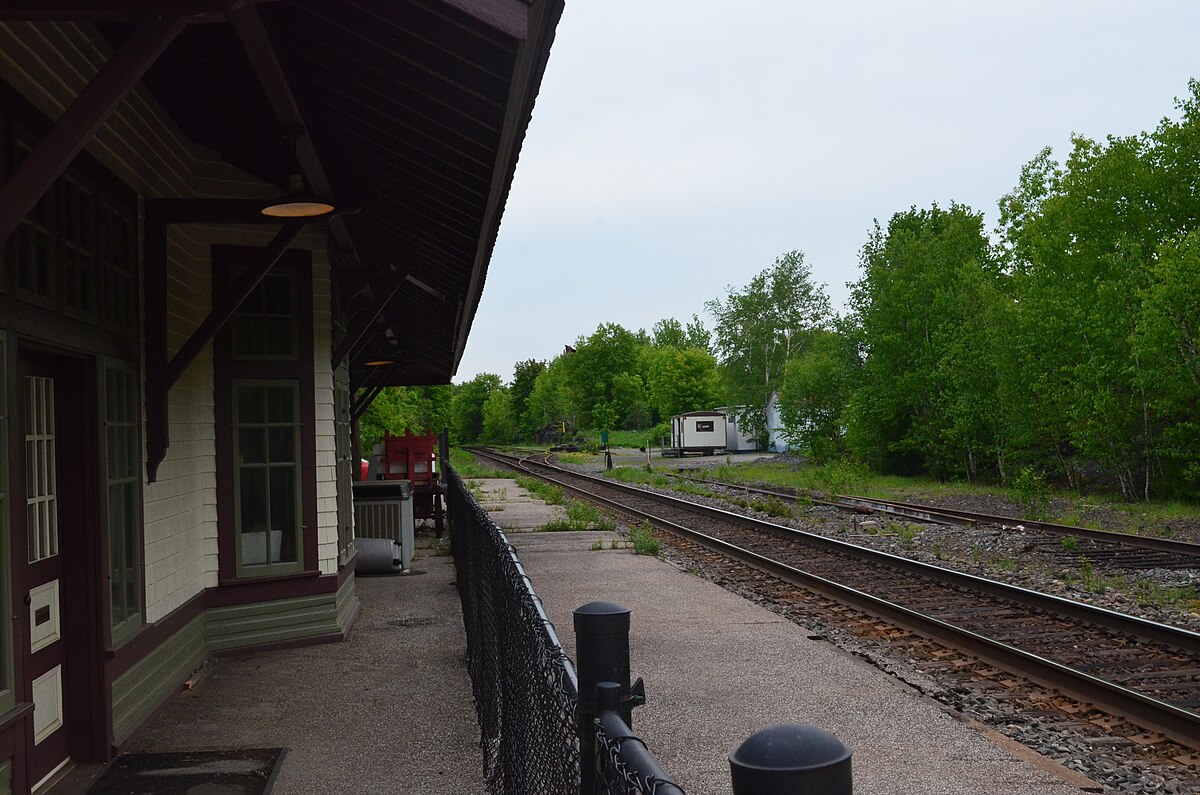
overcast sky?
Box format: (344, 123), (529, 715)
(456, 1), (1200, 384)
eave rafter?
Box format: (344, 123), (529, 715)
(226, 1), (364, 273)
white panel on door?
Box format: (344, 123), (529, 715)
(31, 665), (63, 744)
(29, 580), (60, 654)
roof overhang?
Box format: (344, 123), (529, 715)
(74, 0), (562, 387)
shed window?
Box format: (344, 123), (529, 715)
(696, 420), (714, 432)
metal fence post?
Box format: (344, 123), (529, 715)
(729, 723), (852, 794)
(574, 602), (632, 793)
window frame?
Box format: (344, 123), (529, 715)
(0, 331), (15, 715)
(213, 245), (317, 583)
(102, 359), (144, 647)
(231, 380), (304, 578)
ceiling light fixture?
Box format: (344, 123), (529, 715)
(261, 174), (335, 218)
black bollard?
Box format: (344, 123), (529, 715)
(573, 602), (632, 793)
(729, 723), (852, 794)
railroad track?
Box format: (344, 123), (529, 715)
(666, 471), (1200, 569)
(468, 447), (1200, 753)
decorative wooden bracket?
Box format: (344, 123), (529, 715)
(331, 267), (408, 370)
(144, 198), (308, 482)
(0, 14), (186, 247)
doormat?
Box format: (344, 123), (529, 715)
(88, 748), (286, 794)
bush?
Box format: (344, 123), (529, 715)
(1011, 466), (1050, 518)
(629, 523), (661, 556)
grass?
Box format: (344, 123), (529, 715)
(449, 448), (508, 479)
(515, 475), (565, 505)
(680, 459), (1200, 535)
(629, 522), (661, 555)
(1067, 558), (1200, 610)
(541, 499), (617, 532)
(556, 452), (590, 465)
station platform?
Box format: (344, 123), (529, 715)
(126, 556), (484, 795)
(126, 476), (1096, 794)
(491, 476), (1094, 795)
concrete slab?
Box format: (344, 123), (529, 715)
(508, 530), (1088, 795)
(128, 554), (484, 795)
(468, 477), (565, 532)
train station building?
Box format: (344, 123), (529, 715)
(0, 1), (562, 790)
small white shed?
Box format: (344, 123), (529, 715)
(667, 411), (727, 456)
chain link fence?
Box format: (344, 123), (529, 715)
(448, 463), (687, 794)
(448, 466), (582, 793)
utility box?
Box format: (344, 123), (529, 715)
(352, 480), (415, 572)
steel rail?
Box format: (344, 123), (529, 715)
(668, 471), (1200, 557)
(663, 471), (973, 526)
(839, 494), (1200, 557)
(471, 447), (1200, 750)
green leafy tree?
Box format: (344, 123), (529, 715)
(651, 315), (711, 352)
(777, 326), (859, 464)
(642, 345), (722, 420)
(450, 373), (502, 444)
(359, 385), (452, 448)
(1133, 230), (1200, 497)
(481, 388), (516, 443)
(846, 204), (1000, 479)
(510, 358), (547, 439)
(998, 81), (1200, 497)
(526, 359), (573, 438)
(560, 323), (643, 429)
(706, 251), (831, 440)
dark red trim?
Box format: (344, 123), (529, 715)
(208, 570), (325, 606)
(437, 0), (528, 39)
(0, 703), (33, 736)
(337, 551), (358, 587)
(104, 589), (206, 680)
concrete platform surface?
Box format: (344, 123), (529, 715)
(509, 529), (1089, 795)
(472, 477), (564, 532)
(128, 555), (484, 795)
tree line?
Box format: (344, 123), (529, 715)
(364, 80), (1200, 501)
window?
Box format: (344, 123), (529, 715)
(0, 115), (137, 334)
(61, 175), (97, 319)
(233, 382), (302, 576)
(12, 141), (56, 307)
(231, 272), (297, 360)
(105, 363), (142, 645)
(25, 375), (57, 563)
(0, 332), (14, 713)
(215, 246), (314, 581)
(334, 363), (354, 564)
(696, 420), (714, 432)
(97, 200), (137, 333)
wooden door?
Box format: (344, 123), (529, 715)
(18, 352), (102, 790)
